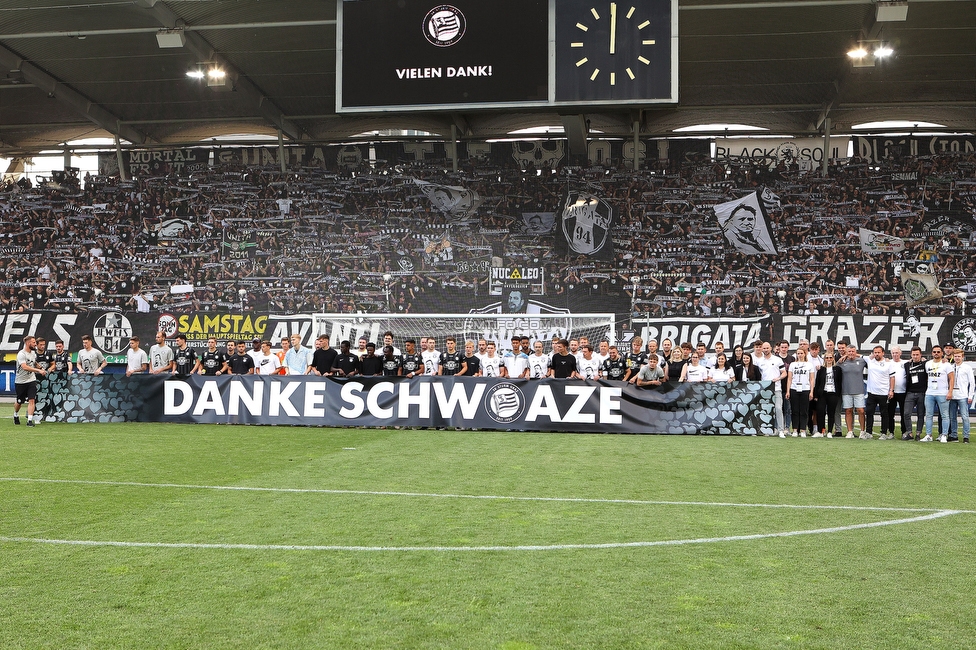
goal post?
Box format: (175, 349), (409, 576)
(310, 313), (616, 353)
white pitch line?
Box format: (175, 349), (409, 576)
(0, 510), (963, 552)
(1, 477), (969, 514)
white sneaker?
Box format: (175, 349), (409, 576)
(799, 431), (807, 438)
(859, 432), (873, 440)
(790, 431), (798, 437)
(846, 432), (855, 439)
(811, 432), (824, 438)
(779, 431), (786, 438)
(939, 434), (948, 443)
(921, 434), (933, 442)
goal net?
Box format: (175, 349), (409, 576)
(310, 313), (616, 353)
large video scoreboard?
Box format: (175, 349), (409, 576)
(337, 0), (677, 112)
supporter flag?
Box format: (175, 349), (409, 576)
(714, 192), (778, 255)
(759, 186), (781, 210)
(222, 229), (257, 261)
(859, 228), (905, 254)
(901, 271), (943, 307)
(414, 179), (483, 217)
(558, 190), (615, 260)
(522, 212), (555, 234)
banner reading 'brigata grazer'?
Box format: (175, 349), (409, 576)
(38, 375), (775, 436)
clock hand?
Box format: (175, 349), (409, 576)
(609, 2), (617, 54)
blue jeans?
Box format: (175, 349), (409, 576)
(924, 394), (950, 437)
(948, 398), (971, 439)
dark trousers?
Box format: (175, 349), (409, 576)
(887, 392), (906, 435)
(865, 393), (890, 434)
(904, 391), (926, 436)
(790, 391), (810, 432)
(816, 391), (840, 434)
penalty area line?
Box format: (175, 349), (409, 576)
(1, 477), (971, 514)
(0, 510), (964, 552)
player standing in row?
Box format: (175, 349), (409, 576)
(14, 335), (46, 426)
(77, 335), (107, 375)
(255, 340), (281, 375)
(311, 334), (338, 376)
(502, 336), (528, 379)
(332, 341), (360, 377)
(149, 331), (174, 375)
(549, 339), (579, 379)
(51, 340), (72, 376)
(481, 341), (501, 377)
(461, 340), (481, 376)
(125, 336), (149, 376)
(401, 339), (424, 378)
(529, 341), (550, 379)
(284, 334), (312, 375)
(422, 337), (440, 376)
(227, 340), (255, 375)
(577, 344), (600, 379)
(195, 337), (228, 375)
(601, 346), (628, 381)
(438, 337), (465, 376)
(173, 334), (199, 377)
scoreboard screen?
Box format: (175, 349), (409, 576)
(337, 0), (677, 112)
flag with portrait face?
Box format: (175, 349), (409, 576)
(714, 192), (778, 255)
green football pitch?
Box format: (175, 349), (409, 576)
(2, 406), (975, 649)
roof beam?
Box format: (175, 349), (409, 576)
(0, 44), (152, 144)
(133, 0), (308, 141)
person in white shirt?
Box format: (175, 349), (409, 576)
(887, 346), (908, 439)
(125, 336), (149, 376)
(255, 340), (282, 375)
(680, 352), (710, 383)
(421, 337), (441, 376)
(593, 340), (610, 366)
(786, 348), (815, 437)
(501, 336), (528, 379)
(481, 341), (502, 378)
(577, 344), (601, 380)
(864, 345), (895, 439)
(696, 343), (715, 370)
(922, 345), (954, 442)
(709, 353), (734, 383)
(948, 350), (973, 443)
(754, 341), (787, 435)
(528, 341), (550, 379)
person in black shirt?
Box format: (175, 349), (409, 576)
(438, 336), (465, 376)
(602, 345), (628, 381)
(228, 340), (255, 375)
(331, 340), (360, 377)
(35, 338), (55, 374)
(194, 337), (228, 376)
(461, 340), (481, 376)
(903, 346), (927, 440)
(549, 339), (579, 379)
(381, 345), (402, 376)
(51, 340), (73, 376)
(311, 334), (338, 376)
(360, 343), (383, 376)
(400, 339), (424, 378)
(173, 334), (199, 377)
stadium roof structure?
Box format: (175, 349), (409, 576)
(0, 0), (972, 155)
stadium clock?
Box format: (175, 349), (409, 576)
(555, 0), (674, 104)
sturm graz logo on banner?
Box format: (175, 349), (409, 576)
(92, 313), (133, 354)
(951, 318), (976, 352)
(424, 5), (465, 47)
(484, 382), (525, 424)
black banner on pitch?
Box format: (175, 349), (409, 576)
(39, 375), (775, 435)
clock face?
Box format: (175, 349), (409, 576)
(555, 0), (673, 103)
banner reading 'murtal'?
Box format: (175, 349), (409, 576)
(39, 375), (775, 436)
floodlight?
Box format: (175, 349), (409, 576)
(155, 28), (186, 49)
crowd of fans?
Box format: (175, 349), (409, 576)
(1, 144), (974, 325)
